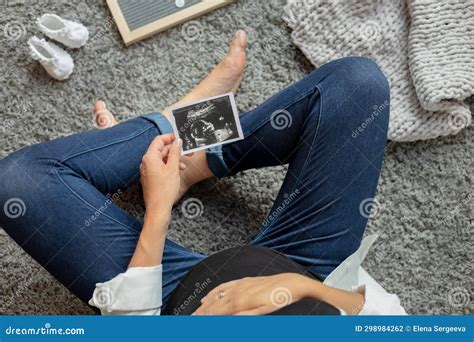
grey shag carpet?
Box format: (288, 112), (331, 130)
(0, 0), (472, 315)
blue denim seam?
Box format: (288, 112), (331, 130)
(142, 112), (174, 134)
(209, 84), (323, 178)
(205, 146), (226, 177)
(250, 87), (324, 243)
(293, 85), (324, 187)
(54, 163), (205, 257)
(58, 123), (156, 164)
(52, 164), (140, 234)
(246, 88), (318, 139)
(164, 244), (205, 258)
(48, 122), (157, 233)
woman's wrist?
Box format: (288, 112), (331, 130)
(291, 274), (325, 301)
(128, 206), (171, 268)
(144, 203), (172, 224)
(293, 273), (365, 315)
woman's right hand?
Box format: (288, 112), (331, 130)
(140, 134), (182, 212)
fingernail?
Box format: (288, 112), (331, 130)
(176, 138), (183, 147)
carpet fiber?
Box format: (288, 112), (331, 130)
(0, 0), (472, 315)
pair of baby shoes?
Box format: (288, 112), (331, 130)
(28, 14), (89, 81)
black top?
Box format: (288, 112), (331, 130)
(162, 245), (339, 315)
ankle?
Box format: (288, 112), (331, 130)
(183, 151), (214, 185)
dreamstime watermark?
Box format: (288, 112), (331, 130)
(177, 102), (216, 135)
(270, 109), (292, 130)
(448, 112), (469, 130)
(3, 20), (26, 41)
(92, 108), (116, 129)
(359, 197), (382, 218)
(3, 271), (40, 310)
(181, 20), (204, 42)
(84, 190), (122, 226)
(352, 100), (389, 139)
(92, 287), (114, 308)
(262, 189), (300, 226)
(270, 287), (292, 308)
(173, 278), (213, 315)
(85, 18), (114, 47)
(181, 197), (204, 219)
(447, 287), (470, 308)
(440, 192), (472, 241)
(5, 323), (85, 336)
(3, 198), (26, 219)
(359, 20), (382, 43)
(255, 25), (292, 54)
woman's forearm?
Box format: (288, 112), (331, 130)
(128, 205), (171, 268)
(299, 275), (365, 315)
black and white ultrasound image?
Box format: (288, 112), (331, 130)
(172, 95), (241, 152)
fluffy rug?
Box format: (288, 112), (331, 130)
(0, 0), (472, 315)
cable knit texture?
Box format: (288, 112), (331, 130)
(283, 0), (473, 141)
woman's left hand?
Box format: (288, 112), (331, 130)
(192, 273), (310, 315)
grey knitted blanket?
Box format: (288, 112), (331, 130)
(284, 0), (473, 141)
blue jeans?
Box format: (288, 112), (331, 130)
(0, 57), (390, 308)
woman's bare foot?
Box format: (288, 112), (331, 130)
(176, 30), (247, 197)
(167, 30), (248, 202)
(191, 29), (247, 97)
(93, 101), (118, 129)
(91, 29), (248, 202)
(163, 29), (248, 117)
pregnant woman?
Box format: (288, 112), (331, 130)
(0, 30), (405, 315)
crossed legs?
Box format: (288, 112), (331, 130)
(0, 55), (389, 310)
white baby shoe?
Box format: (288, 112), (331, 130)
(37, 13), (89, 48)
(28, 36), (74, 81)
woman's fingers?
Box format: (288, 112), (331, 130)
(167, 139), (182, 169)
(201, 280), (238, 304)
(193, 298), (234, 316)
(144, 134), (176, 162)
(159, 133), (176, 146)
(146, 136), (165, 157)
(193, 282), (242, 315)
(161, 144), (171, 158)
(147, 134), (175, 154)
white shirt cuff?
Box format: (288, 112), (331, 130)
(353, 284), (408, 315)
(88, 265), (163, 315)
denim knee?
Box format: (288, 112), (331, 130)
(336, 56), (389, 100)
(325, 57), (390, 122)
(0, 146), (45, 210)
(0, 153), (27, 223)
(335, 56), (387, 88)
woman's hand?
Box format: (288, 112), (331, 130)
(140, 134), (182, 211)
(193, 272), (366, 316)
(193, 273), (309, 315)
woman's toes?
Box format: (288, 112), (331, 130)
(93, 100), (106, 114)
(229, 29), (248, 55)
(93, 100), (118, 129)
(225, 30), (247, 71)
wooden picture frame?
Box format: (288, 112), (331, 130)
(106, 0), (233, 46)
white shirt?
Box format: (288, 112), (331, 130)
(89, 234), (407, 315)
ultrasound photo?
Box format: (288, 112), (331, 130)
(170, 93), (244, 154)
